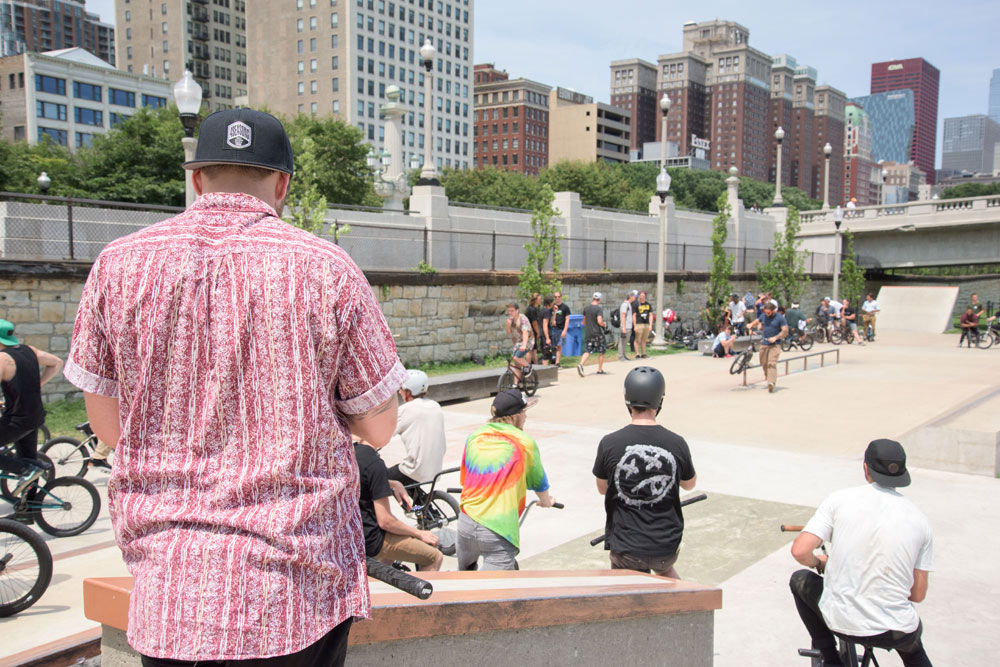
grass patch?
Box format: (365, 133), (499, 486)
(43, 397), (88, 438)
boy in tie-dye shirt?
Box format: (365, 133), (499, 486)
(457, 389), (555, 570)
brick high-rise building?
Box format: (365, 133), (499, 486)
(472, 63), (550, 175)
(0, 0), (114, 65)
(247, 1), (474, 171)
(813, 85), (846, 204)
(116, 0), (246, 111)
(843, 102), (876, 206)
(870, 57), (939, 184)
(609, 58), (657, 150)
(769, 54), (795, 188)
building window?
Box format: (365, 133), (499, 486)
(109, 88), (136, 107)
(76, 132), (95, 148)
(72, 106), (102, 126)
(38, 127), (67, 145)
(142, 94), (167, 108)
(162, 21), (168, 33)
(73, 82), (102, 102)
(35, 74), (66, 95)
(110, 113), (130, 127)
(331, 12), (338, 27)
(36, 101), (67, 121)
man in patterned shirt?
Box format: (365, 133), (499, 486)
(65, 109), (406, 666)
(457, 389), (555, 571)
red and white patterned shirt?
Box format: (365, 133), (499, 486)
(65, 193), (405, 661)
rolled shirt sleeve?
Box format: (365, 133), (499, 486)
(65, 258), (119, 397)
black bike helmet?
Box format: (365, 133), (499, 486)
(623, 366), (665, 415)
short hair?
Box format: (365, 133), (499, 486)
(489, 411), (524, 425)
(866, 293), (874, 299)
(507, 302), (519, 311)
(763, 302), (777, 311)
(197, 164), (278, 182)
(543, 296), (554, 306)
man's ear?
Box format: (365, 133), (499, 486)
(275, 172), (291, 202)
(192, 169), (204, 196)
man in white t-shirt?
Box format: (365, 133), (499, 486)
(861, 293), (880, 340)
(789, 439), (933, 667)
(618, 291), (636, 362)
(727, 294), (746, 335)
(386, 369), (447, 501)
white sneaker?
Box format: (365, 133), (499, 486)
(577, 363), (585, 377)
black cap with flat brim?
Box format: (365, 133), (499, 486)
(865, 438), (911, 487)
(183, 108), (294, 176)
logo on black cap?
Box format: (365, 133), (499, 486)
(226, 121), (252, 149)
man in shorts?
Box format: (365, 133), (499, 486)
(550, 291), (571, 366)
(505, 302), (534, 383)
(593, 367), (697, 577)
(634, 291), (652, 358)
(712, 325), (735, 358)
(842, 297), (865, 345)
(355, 438), (442, 571)
(578, 292), (607, 377)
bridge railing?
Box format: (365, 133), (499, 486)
(799, 194), (1000, 226)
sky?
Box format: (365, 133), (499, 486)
(85, 0), (1000, 168)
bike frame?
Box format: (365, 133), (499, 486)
(0, 473), (69, 511)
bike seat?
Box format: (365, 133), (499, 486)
(75, 422), (92, 432)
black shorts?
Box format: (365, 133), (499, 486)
(585, 335), (607, 354)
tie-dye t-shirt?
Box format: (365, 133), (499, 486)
(460, 422), (549, 549)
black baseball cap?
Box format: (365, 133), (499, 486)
(864, 438), (911, 487)
(183, 108), (294, 176)
(491, 389), (538, 418)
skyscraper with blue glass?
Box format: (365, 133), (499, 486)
(849, 90), (915, 166)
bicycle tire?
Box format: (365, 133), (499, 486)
(730, 351), (751, 375)
(976, 330), (994, 349)
(829, 327), (844, 345)
(780, 338), (791, 352)
(40, 437), (89, 479)
(496, 369), (517, 395)
(521, 368), (539, 397)
(799, 334), (814, 351)
(0, 453), (56, 502)
(844, 329), (855, 344)
(0, 518), (53, 617)
(427, 491), (460, 556)
(33, 476), (101, 538)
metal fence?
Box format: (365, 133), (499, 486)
(0, 192), (839, 274)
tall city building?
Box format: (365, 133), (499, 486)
(870, 58), (939, 183)
(849, 90), (915, 166)
(843, 102), (876, 206)
(0, 47), (172, 148)
(247, 1), (474, 171)
(115, 0), (246, 111)
(609, 58), (657, 150)
(814, 85), (846, 203)
(990, 68), (1000, 123)
(472, 63), (550, 175)
(1, 0), (114, 65)
(548, 87), (630, 164)
(942, 114), (1000, 175)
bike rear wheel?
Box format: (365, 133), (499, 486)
(496, 368), (517, 394)
(0, 519), (53, 617)
(40, 437), (89, 479)
(730, 351), (751, 375)
(829, 327), (844, 344)
(976, 330), (994, 349)
(33, 477), (101, 538)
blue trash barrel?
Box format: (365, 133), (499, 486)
(564, 313), (585, 357)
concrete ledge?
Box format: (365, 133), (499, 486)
(427, 365), (558, 403)
(698, 335), (755, 356)
(86, 570), (722, 667)
(906, 426), (1000, 477)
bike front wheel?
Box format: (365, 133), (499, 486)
(497, 368), (517, 394)
(33, 477), (101, 538)
(520, 368), (539, 397)
(799, 334), (814, 351)
(780, 338), (791, 352)
(976, 331), (994, 349)
(829, 327), (844, 345)
(40, 437), (89, 478)
(730, 351), (751, 375)
(0, 519), (53, 617)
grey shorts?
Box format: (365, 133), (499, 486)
(457, 512), (519, 571)
(609, 550), (679, 577)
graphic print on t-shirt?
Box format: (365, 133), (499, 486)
(614, 444), (678, 507)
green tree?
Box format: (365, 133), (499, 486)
(284, 114), (378, 207)
(756, 206), (811, 306)
(518, 185), (563, 301)
(540, 161), (629, 208)
(0, 139), (81, 195)
(75, 106), (187, 205)
(838, 230), (867, 305)
(707, 194), (734, 332)
(940, 182), (1000, 199)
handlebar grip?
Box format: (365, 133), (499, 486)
(366, 558), (433, 600)
(446, 488), (463, 494)
(590, 535), (606, 546)
(552, 502), (565, 509)
(680, 493), (707, 507)
(780, 524), (805, 533)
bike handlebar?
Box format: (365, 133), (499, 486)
(780, 524), (805, 532)
(366, 557), (433, 600)
(590, 493), (707, 546)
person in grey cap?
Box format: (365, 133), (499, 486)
(789, 439), (933, 666)
(64, 109), (405, 666)
(578, 292), (607, 376)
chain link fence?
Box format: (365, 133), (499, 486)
(1, 193), (840, 274)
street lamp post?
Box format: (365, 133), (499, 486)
(880, 167), (889, 206)
(652, 168), (671, 350)
(822, 142), (832, 210)
(418, 37), (438, 185)
(37, 172), (51, 195)
(832, 205), (844, 300)
(173, 70), (203, 207)
(659, 92), (671, 170)
(772, 126), (785, 207)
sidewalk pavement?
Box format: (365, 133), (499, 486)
(3, 332), (996, 665)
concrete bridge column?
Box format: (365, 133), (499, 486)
(726, 167), (744, 270)
(409, 184), (449, 267)
(553, 191), (582, 271)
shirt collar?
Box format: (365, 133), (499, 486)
(188, 192), (279, 218)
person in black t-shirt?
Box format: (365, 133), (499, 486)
(539, 296), (555, 365)
(577, 292), (606, 377)
(525, 292), (541, 364)
(354, 441), (443, 571)
(592, 366), (697, 578)
(550, 291), (571, 366)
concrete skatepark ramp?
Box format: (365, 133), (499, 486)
(876, 285), (959, 333)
